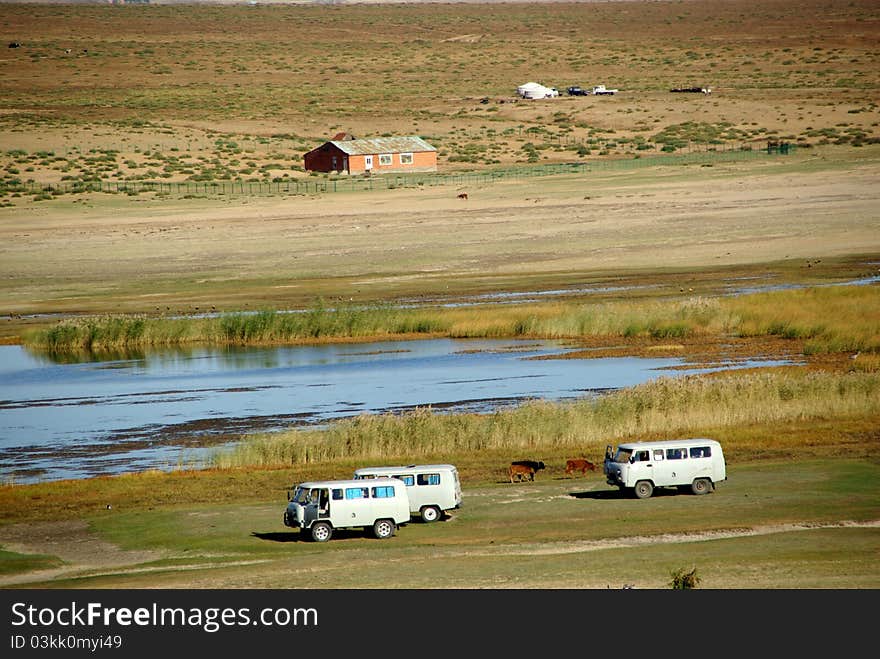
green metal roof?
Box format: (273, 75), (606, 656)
(330, 136), (436, 155)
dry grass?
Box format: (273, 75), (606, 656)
(726, 285), (880, 354)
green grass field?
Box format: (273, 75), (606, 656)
(1, 457), (876, 589)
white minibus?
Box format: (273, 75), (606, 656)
(603, 438), (727, 499)
(353, 464), (462, 522)
(283, 478), (410, 542)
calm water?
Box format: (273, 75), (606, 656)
(0, 339), (785, 484)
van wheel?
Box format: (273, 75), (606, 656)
(420, 506), (441, 523)
(634, 480), (654, 499)
(691, 478), (712, 495)
(373, 519), (396, 539)
(310, 522), (333, 542)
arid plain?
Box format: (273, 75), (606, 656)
(2, 1), (880, 324)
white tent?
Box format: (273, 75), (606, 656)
(517, 82), (558, 99)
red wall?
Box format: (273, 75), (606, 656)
(305, 143), (437, 174)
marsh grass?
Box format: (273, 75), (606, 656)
(726, 285), (880, 354)
(26, 302), (451, 352)
(24, 284), (877, 355)
(209, 369), (880, 469)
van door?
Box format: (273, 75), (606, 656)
(303, 487), (326, 526)
(342, 485), (372, 526)
(628, 448), (654, 486)
(369, 483), (401, 522)
(653, 447), (687, 486)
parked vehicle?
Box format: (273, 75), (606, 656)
(283, 478), (410, 542)
(567, 86), (589, 96)
(590, 85), (618, 95)
(354, 464), (462, 522)
(603, 439), (726, 499)
(671, 86), (712, 94)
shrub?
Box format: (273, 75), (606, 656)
(669, 567), (701, 589)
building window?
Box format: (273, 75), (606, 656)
(399, 152), (414, 165)
(379, 154), (392, 166)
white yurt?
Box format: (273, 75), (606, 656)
(516, 82), (557, 99)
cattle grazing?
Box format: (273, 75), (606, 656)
(9, 42), (21, 49)
(457, 192), (468, 200)
(509, 460), (545, 483)
(508, 464), (536, 483)
(565, 458), (597, 477)
(512, 460), (545, 473)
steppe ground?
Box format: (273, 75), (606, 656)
(2, 148), (879, 331)
(1, 0), (880, 329)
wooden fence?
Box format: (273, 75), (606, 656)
(9, 143), (793, 198)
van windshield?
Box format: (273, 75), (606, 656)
(612, 448), (633, 463)
(292, 487), (311, 504)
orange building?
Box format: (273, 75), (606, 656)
(304, 135), (437, 175)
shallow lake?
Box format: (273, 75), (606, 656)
(0, 338), (787, 484)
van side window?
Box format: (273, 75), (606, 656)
(690, 446), (711, 458)
(417, 473), (440, 486)
(332, 489), (343, 500)
(371, 486), (395, 498)
(651, 449), (663, 461)
(666, 448), (686, 460)
(634, 451), (650, 462)
(395, 474), (415, 486)
(345, 487), (369, 500)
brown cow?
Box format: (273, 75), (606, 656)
(508, 464), (536, 483)
(565, 458), (597, 477)
(512, 460), (545, 473)
(457, 192), (468, 200)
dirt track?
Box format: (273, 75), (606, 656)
(2, 516), (876, 588)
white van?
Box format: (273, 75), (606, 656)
(603, 438), (726, 499)
(353, 464), (462, 523)
(283, 478), (410, 542)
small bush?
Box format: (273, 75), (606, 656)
(669, 567), (701, 589)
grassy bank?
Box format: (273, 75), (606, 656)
(0, 412), (877, 527)
(22, 282), (880, 355)
(210, 368), (880, 470)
